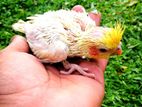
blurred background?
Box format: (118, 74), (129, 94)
(0, 0), (142, 106)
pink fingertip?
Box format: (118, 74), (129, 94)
(72, 5), (86, 13)
(88, 12), (101, 26)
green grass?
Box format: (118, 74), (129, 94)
(0, 0), (142, 106)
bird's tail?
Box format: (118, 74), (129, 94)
(12, 20), (25, 33)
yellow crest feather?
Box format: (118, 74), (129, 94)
(102, 23), (124, 49)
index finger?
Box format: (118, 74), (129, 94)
(95, 59), (108, 72)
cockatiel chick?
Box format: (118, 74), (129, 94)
(12, 7), (124, 78)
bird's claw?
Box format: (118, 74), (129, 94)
(60, 63), (95, 78)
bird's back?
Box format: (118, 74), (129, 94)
(12, 9), (96, 62)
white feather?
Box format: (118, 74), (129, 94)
(12, 9), (96, 62)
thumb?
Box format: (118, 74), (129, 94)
(4, 35), (29, 52)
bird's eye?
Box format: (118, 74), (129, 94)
(99, 48), (107, 52)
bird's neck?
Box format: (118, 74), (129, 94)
(68, 42), (83, 57)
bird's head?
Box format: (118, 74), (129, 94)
(78, 23), (124, 59)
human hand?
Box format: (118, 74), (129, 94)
(0, 6), (107, 107)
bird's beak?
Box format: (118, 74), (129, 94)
(113, 46), (122, 55)
(114, 44), (122, 55)
(116, 48), (122, 55)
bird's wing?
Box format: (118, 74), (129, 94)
(24, 18), (69, 63)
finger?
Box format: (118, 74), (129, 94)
(4, 35), (29, 52)
(79, 61), (105, 84)
(72, 5), (86, 13)
(96, 59), (108, 72)
(88, 11), (101, 26)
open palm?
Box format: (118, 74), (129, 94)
(0, 36), (107, 107)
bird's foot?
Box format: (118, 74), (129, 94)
(60, 61), (95, 78)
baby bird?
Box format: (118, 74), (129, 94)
(12, 6), (124, 78)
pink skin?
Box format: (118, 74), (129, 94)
(0, 5), (108, 107)
(72, 5), (86, 13)
(72, 5), (101, 26)
(88, 12), (101, 26)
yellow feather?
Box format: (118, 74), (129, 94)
(102, 23), (124, 49)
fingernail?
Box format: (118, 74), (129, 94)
(92, 9), (98, 14)
(72, 5), (86, 13)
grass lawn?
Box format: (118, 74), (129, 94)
(0, 0), (142, 106)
